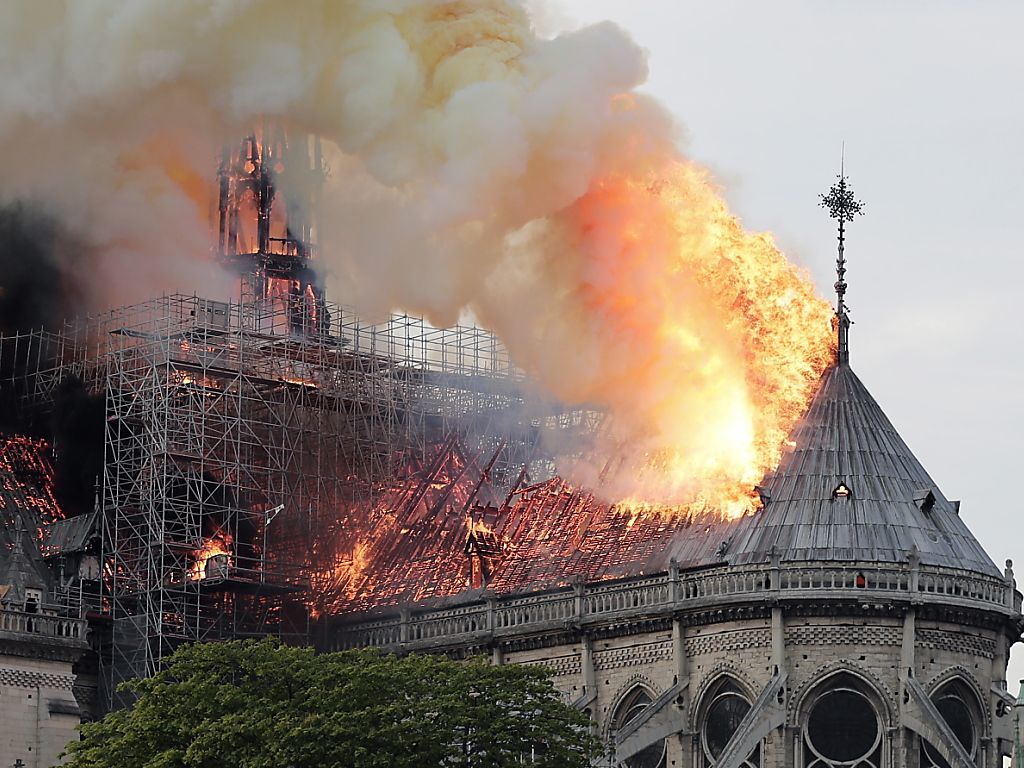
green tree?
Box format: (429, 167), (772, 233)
(65, 639), (602, 768)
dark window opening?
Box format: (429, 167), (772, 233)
(701, 681), (759, 767)
(832, 483), (852, 500)
(920, 682), (978, 768)
(914, 488), (937, 514)
(612, 687), (666, 768)
(803, 684), (882, 767)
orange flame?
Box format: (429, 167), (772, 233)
(188, 535), (233, 581)
(310, 541), (371, 611)
(466, 516), (494, 536)
(553, 162), (834, 518)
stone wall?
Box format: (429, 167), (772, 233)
(0, 654), (81, 768)
(505, 615), (1010, 767)
(331, 560), (1023, 766)
(0, 607), (88, 767)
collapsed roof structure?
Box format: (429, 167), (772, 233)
(317, 348), (1001, 620)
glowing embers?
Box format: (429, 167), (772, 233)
(0, 433), (63, 527)
(308, 427), (781, 617)
(188, 534), (233, 581)
(306, 439), (492, 616)
(168, 368), (222, 392)
(313, 541), (371, 609)
(464, 515), (502, 589)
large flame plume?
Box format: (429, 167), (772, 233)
(531, 163), (836, 512)
(0, 1), (834, 512)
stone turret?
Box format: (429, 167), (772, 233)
(0, 512), (52, 611)
(1, 496), (88, 767)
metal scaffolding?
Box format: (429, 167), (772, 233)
(0, 125), (605, 711)
(1, 290), (594, 708)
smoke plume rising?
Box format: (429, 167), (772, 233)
(0, 1), (835, 510)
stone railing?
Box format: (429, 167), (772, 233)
(0, 607), (88, 643)
(331, 560), (1020, 652)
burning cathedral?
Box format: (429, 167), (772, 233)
(0, 131), (1021, 768)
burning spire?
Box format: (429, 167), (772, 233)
(217, 123), (329, 336)
(819, 151), (865, 365)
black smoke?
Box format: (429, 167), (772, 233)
(0, 207), (101, 521)
(50, 376), (105, 516)
(0, 201), (84, 334)
(1, 202), (88, 434)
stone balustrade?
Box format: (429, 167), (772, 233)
(331, 560), (1021, 652)
(0, 607), (88, 643)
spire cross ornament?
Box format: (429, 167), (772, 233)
(819, 156), (864, 365)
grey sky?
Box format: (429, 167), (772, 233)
(554, 0), (1024, 684)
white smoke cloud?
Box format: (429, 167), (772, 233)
(0, 1), (833, 507)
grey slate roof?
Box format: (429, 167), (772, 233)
(0, 512), (53, 605)
(43, 511), (99, 557)
(727, 362), (1001, 577)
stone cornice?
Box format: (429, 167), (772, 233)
(0, 634), (88, 663)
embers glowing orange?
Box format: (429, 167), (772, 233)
(312, 540), (372, 605)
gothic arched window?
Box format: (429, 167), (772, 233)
(701, 679), (759, 767)
(802, 677), (883, 768)
(611, 686), (667, 768)
(919, 680), (980, 768)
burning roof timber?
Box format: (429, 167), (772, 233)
(0, 433), (63, 533)
(320, 358), (1001, 620)
(0, 433), (63, 603)
(0, 433), (99, 562)
(0, 348), (1002, 625)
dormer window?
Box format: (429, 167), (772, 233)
(755, 485), (771, 509)
(24, 588), (42, 614)
(913, 488), (936, 514)
(832, 483), (852, 501)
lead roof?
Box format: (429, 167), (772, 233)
(727, 361), (1000, 577)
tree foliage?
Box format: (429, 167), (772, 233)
(65, 639), (602, 768)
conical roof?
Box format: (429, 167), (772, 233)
(728, 361), (1001, 577)
(0, 509), (52, 605)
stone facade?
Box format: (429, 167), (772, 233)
(1, 606), (89, 766)
(330, 557), (1024, 767)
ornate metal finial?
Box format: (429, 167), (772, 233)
(819, 147), (864, 365)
